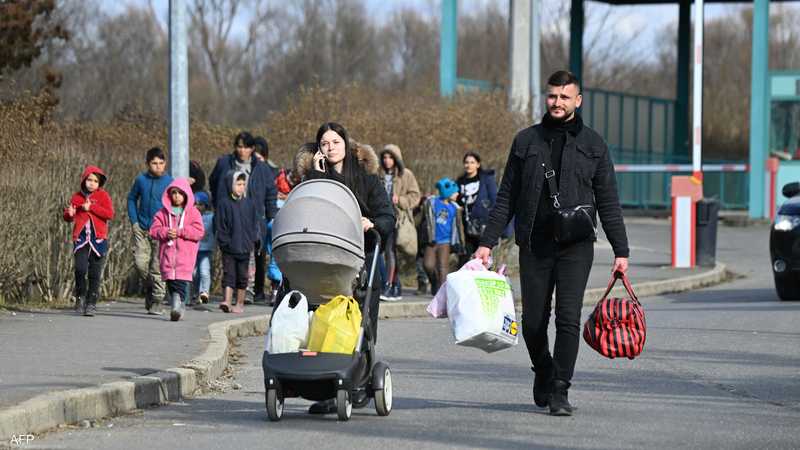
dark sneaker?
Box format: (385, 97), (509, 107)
(254, 292), (267, 304)
(379, 285), (393, 301)
(308, 399), (336, 414)
(414, 281), (428, 296)
(391, 283), (403, 301)
(549, 380), (573, 416)
(83, 303), (96, 317)
(74, 296), (85, 314)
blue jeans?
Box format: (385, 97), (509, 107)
(193, 251), (212, 296)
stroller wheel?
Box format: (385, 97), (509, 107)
(374, 366), (393, 416)
(266, 389), (283, 421)
(336, 389), (352, 421)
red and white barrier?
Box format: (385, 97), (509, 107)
(766, 157), (779, 221)
(671, 176), (704, 268)
(614, 164), (748, 173)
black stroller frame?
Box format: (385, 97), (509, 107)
(262, 229), (392, 421)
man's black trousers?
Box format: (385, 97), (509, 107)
(518, 239), (593, 383)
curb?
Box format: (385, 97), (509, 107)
(377, 262), (730, 318)
(0, 314), (269, 441)
(0, 263), (729, 439)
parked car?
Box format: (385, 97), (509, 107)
(770, 182), (800, 301)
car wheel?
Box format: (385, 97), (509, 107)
(774, 276), (800, 301)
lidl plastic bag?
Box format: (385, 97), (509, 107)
(427, 258), (491, 318)
(307, 295), (362, 354)
(265, 290), (309, 353)
(446, 270), (518, 353)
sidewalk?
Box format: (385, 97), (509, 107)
(0, 218), (736, 438)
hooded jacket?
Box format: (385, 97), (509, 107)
(209, 152), (277, 225)
(214, 170), (259, 255)
(149, 178), (205, 281)
(297, 141), (395, 252)
(64, 165), (115, 241)
(127, 169), (173, 230)
(380, 144), (421, 214)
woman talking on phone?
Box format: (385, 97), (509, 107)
(294, 122), (394, 414)
(300, 123), (395, 335)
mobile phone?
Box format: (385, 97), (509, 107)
(317, 150), (327, 171)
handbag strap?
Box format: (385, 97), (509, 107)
(540, 144), (561, 209)
(601, 271), (639, 304)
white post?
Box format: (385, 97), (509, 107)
(691, 0), (704, 181)
(529, 0), (542, 121)
(169, 0), (189, 178)
(509, 0), (531, 114)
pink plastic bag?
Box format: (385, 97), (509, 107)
(427, 258), (491, 318)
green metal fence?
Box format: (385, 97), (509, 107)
(582, 88), (748, 209)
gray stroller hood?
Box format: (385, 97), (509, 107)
(272, 179), (364, 301)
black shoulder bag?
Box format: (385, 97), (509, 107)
(541, 148), (596, 244)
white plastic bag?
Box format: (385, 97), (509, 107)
(427, 258), (490, 318)
(265, 290), (309, 353)
(446, 270), (518, 353)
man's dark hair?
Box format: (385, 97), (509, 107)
(547, 70), (581, 93)
(253, 136), (269, 158)
(146, 147), (166, 162)
(233, 131), (255, 148)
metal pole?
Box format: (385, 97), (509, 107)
(439, 0), (458, 97)
(509, 0), (531, 113)
(748, 0), (770, 219)
(530, 0), (542, 121)
(569, 0), (584, 84)
(691, 0), (703, 182)
(169, 0), (189, 178)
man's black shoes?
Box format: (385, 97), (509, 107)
(549, 379), (573, 416)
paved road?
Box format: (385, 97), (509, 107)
(0, 219), (689, 409)
(30, 223), (800, 449)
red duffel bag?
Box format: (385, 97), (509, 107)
(583, 271), (646, 359)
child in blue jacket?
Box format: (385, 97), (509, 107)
(127, 147), (173, 314)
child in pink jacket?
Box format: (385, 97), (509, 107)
(150, 178), (205, 321)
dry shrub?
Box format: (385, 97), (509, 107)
(0, 86), (525, 304)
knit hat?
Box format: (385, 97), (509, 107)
(436, 177), (458, 199)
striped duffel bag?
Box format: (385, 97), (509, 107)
(583, 272), (646, 359)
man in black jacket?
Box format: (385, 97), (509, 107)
(475, 70), (629, 417)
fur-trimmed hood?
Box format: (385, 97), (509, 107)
(294, 140), (379, 181)
(379, 144), (406, 175)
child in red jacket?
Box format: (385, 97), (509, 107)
(150, 178), (205, 322)
(63, 165), (115, 316)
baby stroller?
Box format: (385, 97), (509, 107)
(262, 179), (393, 421)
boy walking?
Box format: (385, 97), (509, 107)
(422, 178), (465, 294)
(127, 147), (173, 314)
(215, 170), (259, 313)
(192, 191), (215, 306)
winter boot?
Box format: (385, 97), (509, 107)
(549, 379), (573, 416)
(532, 366), (553, 407)
(145, 285), (161, 315)
(170, 292), (184, 322)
